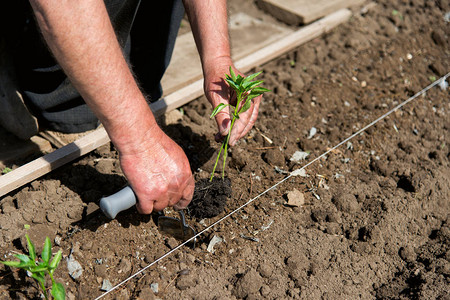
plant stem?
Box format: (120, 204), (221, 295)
(221, 116), (237, 179)
(39, 281), (48, 300)
(209, 140), (225, 181)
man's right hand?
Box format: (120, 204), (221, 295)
(118, 128), (195, 214)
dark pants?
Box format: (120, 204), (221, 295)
(2, 0), (184, 133)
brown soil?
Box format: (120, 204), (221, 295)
(1, 0), (449, 299)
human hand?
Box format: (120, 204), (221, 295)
(203, 58), (262, 146)
(117, 128), (195, 214)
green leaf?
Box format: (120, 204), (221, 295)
(244, 80), (264, 90)
(14, 254), (32, 264)
(239, 99), (252, 114)
(243, 71), (262, 84)
(49, 250), (62, 270)
(30, 264), (48, 273)
(229, 66), (237, 81)
(1, 260), (22, 267)
(225, 78), (240, 92)
(245, 92), (261, 102)
(41, 237), (52, 264)
(31, 272), (46, 286)
(210, 103), (229, 118)
(235, 74), (245, 88)
(25, 235), (36, 262)
(51, 282), (66, 300)
(251, 86), (271, 93)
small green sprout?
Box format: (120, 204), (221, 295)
(209, 67), (270, 181)
(1, 235), (65, 300)
(2, 167), (12, 174)
(429, 75), (437, 82)
(391, 9), (403, 20)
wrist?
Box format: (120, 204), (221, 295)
(102, 99), (164, 156)
(202, 55), (233, 79)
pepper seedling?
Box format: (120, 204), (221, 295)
(210, 67), (270, 181)
(1, 234), (65, 300)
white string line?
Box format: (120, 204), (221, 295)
(95, 73), (448, 299)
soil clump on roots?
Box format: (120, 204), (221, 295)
(189, 177), (232, 219)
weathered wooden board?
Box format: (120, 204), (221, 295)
(0, 9), (352, 197)
(257, 0), (363, 24)
(161, 12), (292, 96)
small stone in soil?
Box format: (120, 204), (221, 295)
(189, 177), (231, 219)
(150, 282), (159, 293)
(165, 237), (179, 249)
(207, 235), (223, 253)
(290, 151), (309, 162)
(286, 189), (305, 207)
(118, 258), (131, 274)
(101, 279), (113, 291)
(67, 255), (83, 280)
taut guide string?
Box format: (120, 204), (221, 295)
(95, 73), (449, 299)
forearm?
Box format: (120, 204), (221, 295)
(182, 0), (232, 72)
(29, 0), (161, 153)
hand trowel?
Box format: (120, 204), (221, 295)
(99, 186), (196, 246)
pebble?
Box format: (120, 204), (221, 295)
(290, 151), (309, 162)
(54, 236), (62, 246)
(150, 282), (159, 293)
(207, 235), (223, 253)
(118, 258), (132, 274)
(307, 127), (317, 139)
(165, 237), (179, 249)
(286, 189), (305, 207)
(101, 279), (113, 292)
(67, 255), (83, 280)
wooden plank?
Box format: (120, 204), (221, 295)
(257, 0), (362, 25)
(0, 128), (110, 197)
(161, 13), (292, 96)
(0, 9), (351, 197)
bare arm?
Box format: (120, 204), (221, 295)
(183, 0), (262, 146)
(29, 0), (194, 213)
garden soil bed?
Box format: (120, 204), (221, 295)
(1, 0), (449, 299)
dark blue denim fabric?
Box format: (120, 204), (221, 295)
(3, 0), (184, 133)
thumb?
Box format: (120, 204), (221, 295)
(214, 105), (231, 137)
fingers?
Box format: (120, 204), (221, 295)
(228, 96), (261, 146)
(135, 172), (195, 213)
(173, 175), (195, 210)
(136, 198), (155, 214)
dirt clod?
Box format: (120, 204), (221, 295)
(189, 177), (231, 219)
(232, 269), (263, 298)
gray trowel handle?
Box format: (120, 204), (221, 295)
(100, 186), (136, 219)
